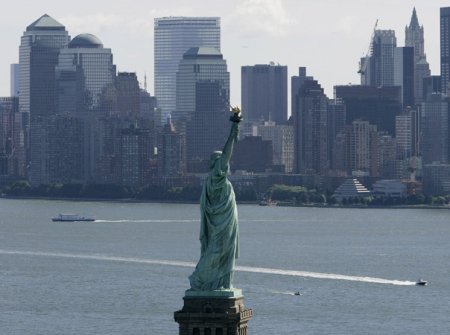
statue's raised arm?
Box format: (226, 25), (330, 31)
(188, 107), (242, 292)
(220, 107), (242, 170)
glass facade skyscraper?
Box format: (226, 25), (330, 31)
(19, 14), (70, 185)
(154, 17), (220, 123)
(241, 63), (288, 124)
(55, 33), (117, 183)
(441, 7), (450, 96)
(56, 33), (116, 115)
(175, 47), (229, 172)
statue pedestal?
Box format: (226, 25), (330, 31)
(174, 289), (252, 335)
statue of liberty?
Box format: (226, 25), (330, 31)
(189, 107), (242, 291)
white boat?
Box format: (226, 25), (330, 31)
(52, 213), (95, 222)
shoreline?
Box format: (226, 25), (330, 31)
(1, 195), (449, 210)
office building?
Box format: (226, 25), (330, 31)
(291, 67), (313, 121)
(241, 63), (287, 123)
(256, 121), (294, 173)
(405, 7), (430, 104)
(294, 78), (329, 175)
(348, 120), (378, 177)
(118, 125), (152, 187)
(159, 118), (185, 176)
(19, 14), (70, 185)
(362, 30), (397, 87)
(154, 17), (220, 123)
(377, 132), (396, 178)
(441, 7), (450, 96)
(116, 72), (140, 116)
(394, 47), (415, 107)
(54, 33), (117, 183)
(175, 47), (229, 172)
(56, 33), (116, 116)
(423, 75), (441, 99)
(334, 85), (402, 135)
(423, 162), (450, 195)
(328, 99), (346, 173)
(10, 64), (19, 97)
(233, 136), (273, 173)
(0, 97), (24, 178)
(395, 107), (419, 160)
(420, 93), (449, 164)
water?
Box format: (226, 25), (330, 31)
(1, 199), (449, 334)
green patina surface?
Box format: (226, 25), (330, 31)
(189, 112), (241, 291)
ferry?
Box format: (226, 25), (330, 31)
(52, 213), (96, 222)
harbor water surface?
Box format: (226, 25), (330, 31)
(1, 199), (449, 334)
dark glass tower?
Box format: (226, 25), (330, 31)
(19, 14), (70, 185)
(241, 63), (288, 124)
(441, 7), (450, 96)
(294, 78), (329, 175)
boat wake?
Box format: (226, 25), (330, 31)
(0, 249), (416, 286)
(94, 219), (198, 223)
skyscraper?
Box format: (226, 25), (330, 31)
(0, 97), (24, 178)
(19, 14), (70, 185)
(334, 85), (402, 135)
(10, 64), (19, 97)
(56, 33), (116, 116)
(362, 30), (397, 87)
(241, 63), (288, 124)
(420, 93), (449, 164)
(405, 7), (430, 104)
(175, 47), (229, 172)
(441, 7), (450, 96)
(293, 78), (329, 175)
(154, 17), (220, 123)
(394, 46), (414, 107)
(55, 33), (117, 183)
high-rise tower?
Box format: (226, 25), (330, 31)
(56, 33), (116, 116)
(371, 30), (397, 87)
(19, 14), (70, 185)
(241, 63), (288, 124)
(154, 17), (220, 123)
(441, 7), (450, 96)
(293, 77), (329, 175)
(55, 33), (117, 183)
(405, 7), (430, 104)
(175, 47), (229, 172)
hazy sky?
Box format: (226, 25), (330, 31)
(1, 0), (448, 110)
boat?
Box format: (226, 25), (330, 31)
(259, 198), (278, 206)
(52, 213), (95, 222)
(416, 279), (427, 286)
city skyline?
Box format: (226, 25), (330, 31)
(0, 0), (448, 110)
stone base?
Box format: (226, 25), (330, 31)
(174, 289), (252, 335)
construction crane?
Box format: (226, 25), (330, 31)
(358, 19), (378, 75)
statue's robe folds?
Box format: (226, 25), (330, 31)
(189, 160), (239, 291)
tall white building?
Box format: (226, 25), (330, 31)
(154, 17), (220, 124)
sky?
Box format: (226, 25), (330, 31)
(1, 0), (449, 112)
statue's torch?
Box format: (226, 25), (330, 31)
(229, 106), (243, 123)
